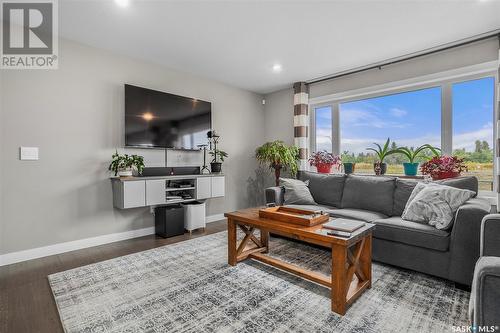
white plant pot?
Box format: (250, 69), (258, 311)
(118, 169), (133, 177)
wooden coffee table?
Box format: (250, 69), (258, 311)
(224, 207), (375, 315)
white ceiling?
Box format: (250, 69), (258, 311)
(59, 0), (500, 94)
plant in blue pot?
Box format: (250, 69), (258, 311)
(395, 144), (440, 176)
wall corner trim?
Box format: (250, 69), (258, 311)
(0, 214), (226, 267)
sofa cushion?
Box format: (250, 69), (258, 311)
(298, 171), (345, 207)
(435, 176), (478, 197)
(327, 208), (387, 222)
(373, 216), (450, 251)
(279, 178), (316, 205)
(341, 175), (396, 216)
(392, 178), (419, 216)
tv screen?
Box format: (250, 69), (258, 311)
(125, 84), (211, 149)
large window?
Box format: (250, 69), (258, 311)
(312, 74), (497, 191)
(452, 77), (495, 190)
(315, 106), (332, 152)
(340, 87), (441, 175)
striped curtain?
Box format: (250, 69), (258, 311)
(293, 82), (309, 171)
(497, 37), (500, 211)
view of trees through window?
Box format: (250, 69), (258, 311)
(452, 77), (495, 190)
(315, 77), (495, 191)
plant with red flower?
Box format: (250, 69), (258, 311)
(309, 151), (341, 174)
(420, 155), (468, 180)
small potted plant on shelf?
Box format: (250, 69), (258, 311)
(420, 155), (467, 180)
(341, 151), (356, 174)
(395, 144), (441, 176)
(308, 151), (341, 174)
(108, 150), (145, 177)
(208, 130), (228, 173)
(209, 149), (228, 174)
(366, 138), (397, 175)
(255, 140), (299, 186)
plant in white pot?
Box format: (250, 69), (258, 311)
(108, 151), (145, 177)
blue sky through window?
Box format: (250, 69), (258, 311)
(452, 77), (495, 152)
(314, 77), (495, 155)
(315, 106), (332, 152)
(339, 87), (442, 154)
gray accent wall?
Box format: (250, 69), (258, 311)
(0, 38), (264, 255)
(309, 39), (499, 99)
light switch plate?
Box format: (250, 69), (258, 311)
(20, 147), (39, 160)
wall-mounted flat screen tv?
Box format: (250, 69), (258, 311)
(125, 84), (212, 149)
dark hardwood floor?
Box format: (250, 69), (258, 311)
(0, 220), (228, 333)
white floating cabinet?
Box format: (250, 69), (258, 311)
(146, 179), (167, 205)
(211, 176), (225, 198)
(196, 177), (211, 200)
(112, 175), (225, 209)
(112, 180), (146, 209)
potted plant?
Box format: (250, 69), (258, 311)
(108, 151), (145, 177)
(341, 151), (356, 174)
(420, 155), (468, 180)
(366, 138), (397, 175)
(207, 130), (227, 173)
(395, 144), (440, 176)
(209, 149), (228, 173)
(308, 151), (341, 174)
(255, 140), (299, 186)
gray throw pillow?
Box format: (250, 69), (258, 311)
(392, 178), (419, 216)
(402, 183), (475, 230)
(279, 178), (316, 205)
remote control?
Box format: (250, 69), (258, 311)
(327, 230), (351, 238)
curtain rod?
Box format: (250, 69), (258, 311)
(306, 29), (500, 86)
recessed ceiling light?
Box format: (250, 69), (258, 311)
(272, 64), (282, 73)
(115, 0), (130, 8)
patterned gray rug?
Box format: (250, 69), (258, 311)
(48, 231), (469, 333)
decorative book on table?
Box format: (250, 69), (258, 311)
(322, 218), (365, 232)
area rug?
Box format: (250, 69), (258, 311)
(48, 231), (469, 333)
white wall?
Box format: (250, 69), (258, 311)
(263, 38), (499, 145)
(264, 88), (294, 145)
(0, 39), (265, 255)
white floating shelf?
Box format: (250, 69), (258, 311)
(166, 187), (195, 192)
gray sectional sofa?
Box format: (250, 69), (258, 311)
(469, 214), (500, 326)
(265, 172), (492, 286)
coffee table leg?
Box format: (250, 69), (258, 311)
(359, 234), (372, 289)
(260, 230), (269, 253)
(331, 244), (347, 315)
(227, 218), (237, 266)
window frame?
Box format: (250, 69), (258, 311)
(309, 63), (498, 194)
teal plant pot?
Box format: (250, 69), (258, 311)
(343, 162), (355, 174)
(403, 162), (419, 176)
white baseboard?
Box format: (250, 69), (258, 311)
(206, 213), (225, 223)
(0, 214), (226, 267)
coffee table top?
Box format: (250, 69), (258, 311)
(225, 207), (375, 247)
